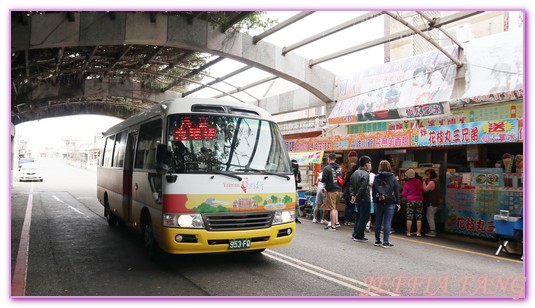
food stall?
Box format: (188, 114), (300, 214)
(444, 163), (523, 239)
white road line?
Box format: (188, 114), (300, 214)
(52, 195), (84, 215)
(264, 249), (399, 296)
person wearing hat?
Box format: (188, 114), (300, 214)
(401, 168), (424, 237)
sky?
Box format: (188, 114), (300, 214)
(2, 0), (534, 307)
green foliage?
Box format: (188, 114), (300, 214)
(283, 195), (292, 204)
(253, 195), (263, 204)
(201, 11), (276, 32)
(193, 203), (230, 213)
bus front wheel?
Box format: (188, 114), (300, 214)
(142, 218), (161, 260)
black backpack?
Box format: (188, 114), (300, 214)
(373, 177), (395, 204)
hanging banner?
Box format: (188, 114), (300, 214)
(418, 119), (518, 147)
(452, 89), (523, 108)
(331, 47), (457, 124)
(288, 151), (324, 165)
(462, 28), (523, 98)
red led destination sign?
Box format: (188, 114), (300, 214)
(174, 116), (217, 140)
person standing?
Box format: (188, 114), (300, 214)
(312, 171), (326, 223)
(401, 169), (424, 237)
(343, 165), (358, 225)
(321, 153), (343, 230)
(291, 159), (302, 224)
(372, 160), (400, 248)
(366, 171), (376, 232)
(423, 169), (441, 237)
(349, 155), (372, 241)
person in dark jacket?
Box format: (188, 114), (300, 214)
(349, 155), (372, 241)
(343, 164), (358, 225)
(372, 160), (400, 248)
(321, 153), (343, 230)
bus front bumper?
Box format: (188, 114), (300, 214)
(157, 223), (295, 254)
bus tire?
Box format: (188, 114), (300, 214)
(142, 217), (161, 260)
(105, 200), (117, 228)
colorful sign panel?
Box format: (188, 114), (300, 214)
(331, 47), (457, 124)
(285, 129), (417, 152)
(348, 101), (523, 135)
(418, 119), (518, 147)
(444, 172), (523, 238)
(288, 151), (324, 165)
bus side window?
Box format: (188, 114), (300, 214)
(102, 135), (115, 167)
(112, 131), (127, 168)
(135, 119), (162, 170)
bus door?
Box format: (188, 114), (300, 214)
(122, 132), (136, 222)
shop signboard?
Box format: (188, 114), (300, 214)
(288, 151), (324, 165)
(285, 129), (416, 152)
(444, 171), (523, 239)
(417, 119), (518, 147)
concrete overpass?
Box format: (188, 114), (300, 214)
(11, 11), (336, 125)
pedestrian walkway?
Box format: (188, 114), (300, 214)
(300, 217), (523, 261)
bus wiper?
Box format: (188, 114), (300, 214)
(210, 170), (242, 181)
(236, 168), (291, 180)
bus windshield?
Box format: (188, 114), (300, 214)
(167, 114), (291, 174)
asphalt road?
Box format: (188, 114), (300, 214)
(10, 158), (524, 298)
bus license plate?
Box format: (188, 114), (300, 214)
(229, 239), (251, 249)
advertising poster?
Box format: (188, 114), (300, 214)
(330, 47), (457, 124)
(462, 28), (523, 98)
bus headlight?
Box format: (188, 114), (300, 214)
(163, 213), (204, 228)
(272, 210), (295, 225)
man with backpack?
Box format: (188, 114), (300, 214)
(350, 155), (372, 241)
(321, 153), (343, 230)
(372, 160), (401, 248)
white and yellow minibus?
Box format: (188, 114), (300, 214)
(97, 98), (296, 257)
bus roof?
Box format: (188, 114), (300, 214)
(103, 97), (275, 136)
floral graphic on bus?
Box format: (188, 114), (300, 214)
(165, 193), (295, 213)
(264, 194), (292, 210)
(241, 177), (248, 193)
